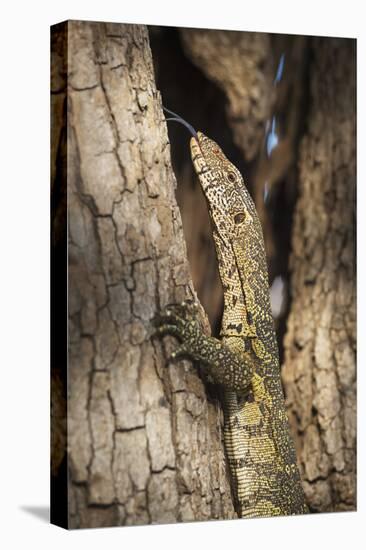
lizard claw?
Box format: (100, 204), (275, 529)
(152, 302), (202, 364)
(163, 300), (200, 321)
(151, 323), (183, 341)
(168, 344), (188, 361)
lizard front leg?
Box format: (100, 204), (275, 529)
(152, 302), (255, 393)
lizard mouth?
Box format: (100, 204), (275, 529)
(161, 106), (208, 176)
(190, 132), (210, 177)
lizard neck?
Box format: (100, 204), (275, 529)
(213, 226), (272, 341)
(219, 262), (254, 339)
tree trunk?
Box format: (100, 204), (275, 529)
(51, 20), (235, 529)
(282, 38), (356, 512)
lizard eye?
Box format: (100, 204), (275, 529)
(234, 212), (245, 225)
(227, 171), (236, 183)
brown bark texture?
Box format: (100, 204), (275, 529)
(282, 38), (356, 512)
(51, 21), (235, 529)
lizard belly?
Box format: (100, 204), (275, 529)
(238, 399), (283, 517)
(224, 392), (281, 516)
(223, 377), (306, 518)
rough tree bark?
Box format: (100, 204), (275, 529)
(282, 38), (356, 512)
(51, 20), (235, 529)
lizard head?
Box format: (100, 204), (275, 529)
(162, 107), (257, 243)
(190, 132), (258, 246)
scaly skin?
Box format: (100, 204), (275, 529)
(154, 130), (308, 518)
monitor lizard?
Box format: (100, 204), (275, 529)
(153, 108), (308, 518)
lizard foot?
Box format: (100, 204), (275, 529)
(152, 303), (253, 392)
(152, 303), (202, 362)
